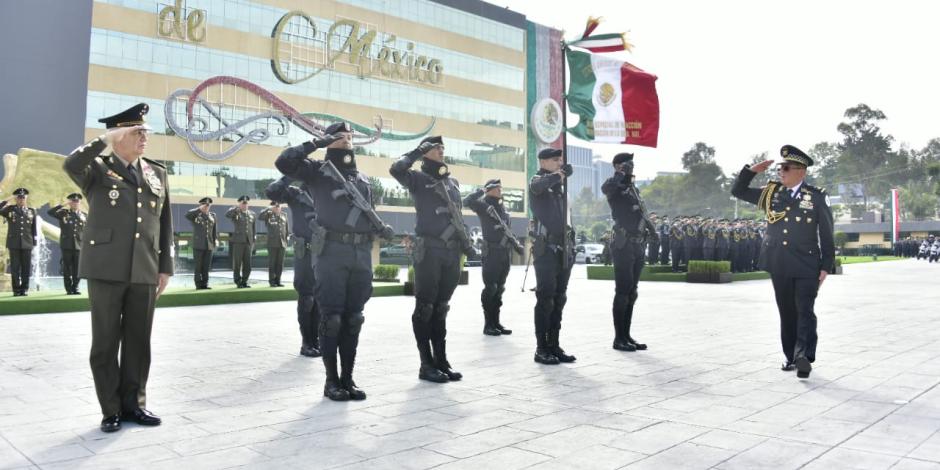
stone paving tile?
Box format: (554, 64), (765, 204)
(0, 261), (937, 469)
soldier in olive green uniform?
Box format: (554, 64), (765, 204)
(260, 201), (289, 287)
(226, 196), (256, 288)
(48, 193), (87, 295)
(0, 188), (38, 296)
(64, 103), (173, 433)
(185, 197), (219, 290)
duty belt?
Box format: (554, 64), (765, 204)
(533, 223), (566, 246)
(614, 225), (646, 244)
(294, 237), (312, 251)
(325, 231), (374, 245)
(419, 235), (459, 250)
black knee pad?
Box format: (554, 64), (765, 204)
(555, 293), (568, 311)
(322, 313), (343, 337)
(628, 290), (639, 304)
(412, 303), (434, 323)
(346, 311), (365, 335)
(434, 302), (450, 319)
(535, 295), (555, 315)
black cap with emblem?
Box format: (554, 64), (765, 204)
(612, 152), (634, 165)
(420, 135), (444, 147)
(98, 103), (152, 130)
(237, 195), (250, 203)
(199, 197), (213, 204)
(484, 179), (502, 190)
(780, 145), (813, 167)
(12, 188), (29, 197)
(325, 122), (352, 135)
(538, 148), (562, 159)
(67, 193), (83, 201)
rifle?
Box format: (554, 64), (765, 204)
(485, 205), (524, 255)
(319, 160), (394, 240)
(429, 180), (476, 257)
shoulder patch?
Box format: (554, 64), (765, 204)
(449, 177), (460, 188)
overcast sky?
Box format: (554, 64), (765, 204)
(497, 0), (940, 179)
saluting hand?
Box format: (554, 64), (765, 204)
(156, 273), (170, 299)
(104, 125), (145, 146)
(750, 159), (774, 173)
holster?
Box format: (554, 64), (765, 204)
(413, 236), (427, 264)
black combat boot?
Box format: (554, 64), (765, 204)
(321, 337), (350, 401)
(549, 329), (576, 363)
(482, 308), (502, 336)
(612, 301), (634, 351)
(432, 339), (462, 381)
(534, 332), (560, 365)
(418, 340), (448, 383)
(339, 336), (366, 400)
(494, 309), (512, 335)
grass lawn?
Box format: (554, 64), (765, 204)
(837, 256), (903, 265)
(587, 265), (770, 282)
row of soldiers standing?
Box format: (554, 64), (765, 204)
(643, 214), (766, 273)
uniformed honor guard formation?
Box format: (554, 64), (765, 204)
(1, 188), (39, 296)
(277, 122), (394, 401)
(464, 178), (523, 336)
(529, 148), (577, 365)
(654, 215), (764, 273)
(602, 153), (656, 352)
(226, 196), (256, 288)
(732, 145), (835, 379)
(64, 103), (172, 432)
(185, 197), (218, 290)
(391, 136), (471, 383)
(48, 193), (87, 295)
(260, 201), (289, 287)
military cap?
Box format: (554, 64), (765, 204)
(612, 152), (634, 165)
(12, 188), (28, 197)
(198, 197), (213, 204)
(98, 103), (152, 130)
(269, 200), (279, 206)
(420, 135), (444, 147)
(484, 179), (502, 190)
(325, 122), (352, 135)
(538, 148), (562, 159)
(237, 195), (251, 203)
(67, 193), (83, 201)
(780, 144), (813, 167)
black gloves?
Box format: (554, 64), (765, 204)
(313, 134), (342, 148)
(561, 163), (574, 176)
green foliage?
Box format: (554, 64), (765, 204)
(687, 260), (731, 274)
(834, 231), (848, 250)
(570, 186), (609, 229)
(589, 221), (609, 241)
(407, 266), (415, 282)
(373, 264), (400, 282)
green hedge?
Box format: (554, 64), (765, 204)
(587, 265), (770, 283)
(688, 260), (731, 274)
(373, 264), (400, 282)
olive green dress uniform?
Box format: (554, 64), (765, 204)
(226, 203), (256, 288)
(259, 206), (289, 287)
(63, 110), (174, 419)
(48, 200), (86, 294)
(185, 204), (218, 289)
(0, 196), (38, 296)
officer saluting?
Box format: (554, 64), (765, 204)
(226, 196), (256, 288)
(602, 153), (657, 352)
(732, 145), (835, 379)
(529, 148), (576, 365)
(48, 193), (87, 295)
(391, 136), (471, 383)
(259, 201), (289, 287)
(185, 197), (218, 290)
(63, 103), (173, 432)
(463, 178), (523, 336)
(0, 188), (38, 296)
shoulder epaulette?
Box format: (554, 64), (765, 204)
(142, 157), (166, 169)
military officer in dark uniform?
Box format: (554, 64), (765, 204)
(645, 212), (660, 265)
(64, 103), (172, 432)
(658, 215), (670, 265)
(266, 176), (320, 358)
(260, 202), (289, 287)
(602, 153), (657, 352)
(0, 188), (38, 296)
(732, 145), (835, 379)
(391, 136), (470, 383)
(464, 178), (522, 336)
(226, 196), (256, 288)
(529, 148), (577, 365)
(702, 219), (717, 261)
(185, 197), (218, 290)
(669, 218), (685, 272)
(277, 122), (389, 401)
(48, 193), (86, 295)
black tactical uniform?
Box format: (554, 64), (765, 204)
(731, 145), (835, 379)
(463, 179), (521, 337)
(277, 122), (382, 401)
(602, 153), (657, 352)
(48, 193), (86, 295)
(260, 202), (289, 287)
(226, 197), (256, 288)
(266, 176), (321, 357)
(185, 197), (218, 290)
(529, 148), (577, 365)
(0, 189), (38, 296)
(390, 136), (469, 383)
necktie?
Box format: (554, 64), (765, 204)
(127, 164), (139, 186)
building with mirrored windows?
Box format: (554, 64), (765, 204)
(1, 0), (565, 269)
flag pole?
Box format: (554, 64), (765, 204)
(561, 40), (570, 257)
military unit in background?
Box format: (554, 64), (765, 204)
(185, 197), (219, 290)
(259, 202), (289, 287)
(1, 188), (39, 296)
(902, 235), (940, 262)
(48, 193), (87, 295)
(644, 214), (766, 273)
(225, 196), (256, 288)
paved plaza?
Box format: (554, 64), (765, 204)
(1, 259), (939, 469)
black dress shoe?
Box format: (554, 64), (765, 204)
(73, 291), (83, 295)
(534, 348), (560, 365)
(795, 357), (812, 378)
(436, 360), (462, 381)
(781, 362), (796, 371)
(123, 408), (161, 426)
(483, 325), (502, 336)
(324, 379), (350, 401)
(300, 345), (322, 357)
(628, 338), (648, 350)
(613, 338), (636, 351)
(418, 364), (449, 383)
(100, 414), (121, 433)
(552, 348), (576, 363)
(341, 378), (367, 400)
(496, 324), (512, 335)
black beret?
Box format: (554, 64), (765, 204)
(612, 152), (634, 165)
(12, 188), (28, 196)
(198, 197), (213, 204)
(420, 135), (444, 146)
(325, 122), (352, 134)
(67, 193), (83, 201)
(484, 179), (502, 190)
(98, 103), (151, 130)
(780, 145), (813, 167)
(538, 148), (562, 159)
(237, 195), (251, 203)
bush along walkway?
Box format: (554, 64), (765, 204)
(587, 262), (770, 283)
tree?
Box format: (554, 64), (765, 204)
(898, 181), (937, 220)
(807, 142), (840, 189)
(570, 186), (608, 227)
(590, 221), (609, 241)
(836, 104), (900, 210)
(834, 231), (848, 252)
(681, 142), (716, 170)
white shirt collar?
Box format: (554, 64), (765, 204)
(787, 181), (803, 195)
(112, 151), (139, 170)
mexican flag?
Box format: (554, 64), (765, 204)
(565, 48), (660, 147)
